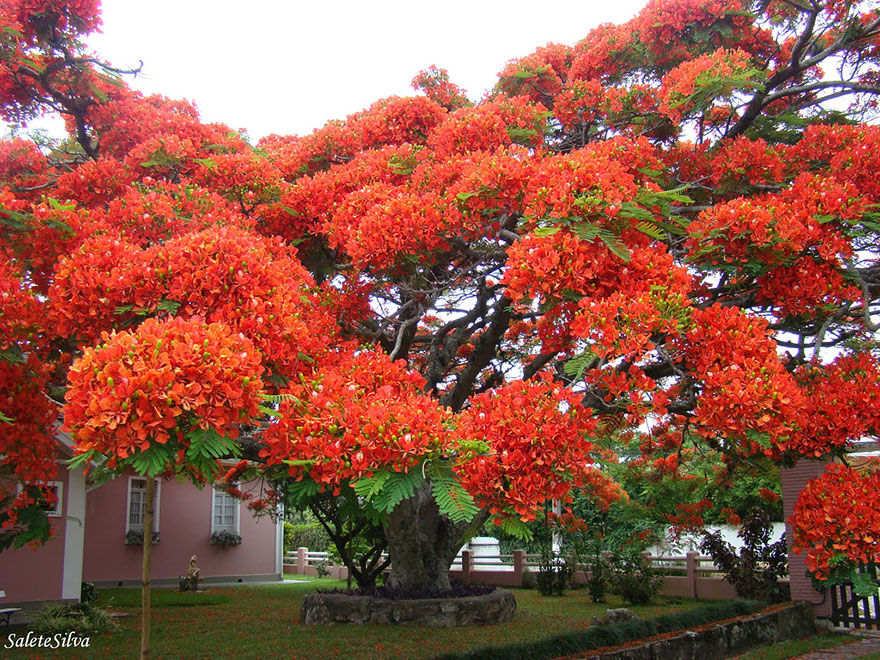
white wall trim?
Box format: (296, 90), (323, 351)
(274, 505), (284, 577)
(61, 467), (85, 600)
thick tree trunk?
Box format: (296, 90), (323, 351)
(383, 484), (488, 591)
(139, 478), (155, 660)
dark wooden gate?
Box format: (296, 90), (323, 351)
(830, 566), (880, 629)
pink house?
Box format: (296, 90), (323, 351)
(1, 434), (283, 607)
(1, 439), (86, 605)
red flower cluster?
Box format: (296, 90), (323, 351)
(791, 355), (880, 457)
(63, 316), (264, 463)
(790, 464), (880, 581)
(261, 350), (451, 487)
(455, 377), (599, 522)
(683, 305), (802, 457)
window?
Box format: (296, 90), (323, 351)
(212, 487), (240, 534)
(15, 481), (62, 517)
(44, 482), (63, 517)
(126, 478), (160, 533)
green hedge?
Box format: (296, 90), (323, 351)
(434, 600), (766, 660)
(283, 521), (332, 553)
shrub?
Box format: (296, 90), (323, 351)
(609, 550), (663, 605)
(283, 521), (331, 552)
(583, 550), (608, 603)
(31, 602), (116, 635)
(700, 506), (790, 602)
(80, 581), (97, 605)
(535, 543), (572, 596)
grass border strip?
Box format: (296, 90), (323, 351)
(433, 600), (770, 660)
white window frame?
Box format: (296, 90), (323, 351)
(211, 486), (240, 535)
(125, 477), (161, 534)
(45, 481), (63, 517)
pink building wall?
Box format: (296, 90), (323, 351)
(82, 475), (280, 585)
(0, 461), (79, 604)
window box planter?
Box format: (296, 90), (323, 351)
(210, 530), (242, 547)
(124, 529), (159, 545)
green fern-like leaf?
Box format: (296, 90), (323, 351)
(634, 220), (666, 240)
(371, 471), (424, 513)
(498, 517), (533, 541)
(597, 228), (631, 262)
(286, 478), (321, 505)
(431, 478), (479, 523)
(425, 464), (478, 523)
(563, 350), (597, 381)
(352, 470), (391, 500)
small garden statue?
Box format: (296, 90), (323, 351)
(179, 555), (204, 592)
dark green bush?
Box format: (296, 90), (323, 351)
(609, 550), (663, 605)
(80, 581), (97, 604)
(700, 506), (790, 602)
(31, 602), (116, 635)
(283, 521), (331, 552)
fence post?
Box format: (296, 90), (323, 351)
(686, 551), (699, 599)
(296, 547), (307, 575)
(461, 550), (472, 585)
(513, 550), (525, 586)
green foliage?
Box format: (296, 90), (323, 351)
(127, 442), (176, 478)
(370, 470), (425, 514)
(285, 478), (321, 506)
(31, 601), (117, 636)
(80, 582), (97, 605)
(535, 557), (572, 597)
(351, 469), (391, 500)
(425, 462), (479, 523)
(0, 494), (52, 551)
(699, 506), (789, 602)
(283, 520), (332, 553)
(609, 550), (663, 605)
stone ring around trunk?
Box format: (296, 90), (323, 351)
(300, 588), (516, 626)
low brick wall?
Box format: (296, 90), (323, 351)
(583, 602), (815, 660)
(301, 588), (516, 626)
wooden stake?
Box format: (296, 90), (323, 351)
(140, 477), (155, 660)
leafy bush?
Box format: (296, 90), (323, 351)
(535, 544), (572, 597)
(209, 530), (242, 547)
(609, 550), (663, 605)
(283, 521), (331, 552)
(31, 602), (116, 635)
(580, 544), (608, 603)
(80, 581), (97, 605)
(700, 506), (790, 602)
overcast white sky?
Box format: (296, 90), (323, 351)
(84, 0), (649, 141)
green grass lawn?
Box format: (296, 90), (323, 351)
(0, 579), (713, 659)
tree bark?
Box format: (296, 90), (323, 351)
(139, 478), (154, 660)
(383, 484), (488, 591)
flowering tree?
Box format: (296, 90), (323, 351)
(2, 0), (880, 597)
